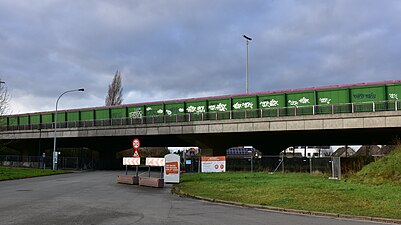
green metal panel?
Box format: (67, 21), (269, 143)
(0, 116), (7, 126)
(185, 101), (207, 113)
(127, 106), (144, 119)
(386, 84), (401, 101)
(145, 104), (164, 116)
(165, 102), (185, 115)
(185, 100), (207, 121)
(95, 109), (110, 120)
(56, 112), (66, 122)
(67, 111), (80, 121)
(30, 114), (41, 124)
(111, 107), (126, 118)
(42, 113), (53, 124)
(316, 89), (351, 114)
(208, 98), (230, 120)
(80, 110), (94, 121)
(208, 98), (231, 112)
(258, 94), (285, 108)
(286, 92), (315, 116)
(350, 86), (385, 103)
(232, 96), (258, 119)
(286, 91), (315, 107)
(317, 89), (349, 105)
(232, 96), (257, 110)
(8, 116), (18, 126)
(19, 116), (29, 125)
(165, 102), (185, 122)
(144, 104), (164, 123)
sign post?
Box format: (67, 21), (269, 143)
(132, 138), (140, 176)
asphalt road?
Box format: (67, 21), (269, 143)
(0, 171), (391, 225)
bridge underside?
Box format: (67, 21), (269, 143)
(2, 127), (401, 169)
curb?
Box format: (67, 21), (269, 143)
(172, 189), (401, 224)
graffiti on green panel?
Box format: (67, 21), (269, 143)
(208, 99), (230, 112)
(128, 107), (143, 119)
(232, 97), (257, 110)
(288, 97), (311, 106)
(146, 105), (164, 116)
(258, 95), (283, 108)
(186, 101), (206, 114)
(287, 92), (314, 107)
(351, 87), (384, 102)
(165, 103), (185, 115)
(389, 93), (399, 100)
(259, 99), (279, 108)
(387, 85), (401, 100)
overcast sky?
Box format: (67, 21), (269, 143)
(1, 0), (401, 114)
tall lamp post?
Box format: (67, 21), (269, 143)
(243, 35), (252, 94)
(53, 88), (84, 170)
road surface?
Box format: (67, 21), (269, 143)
(0, 171), (391, 225)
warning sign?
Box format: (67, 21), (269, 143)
(165, 162), (179, 175)
(201, 156), (226, 173)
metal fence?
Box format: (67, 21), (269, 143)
(226, 156), (337, 174)
(2, 100), (400, 131)
(0, 155), (79, 169)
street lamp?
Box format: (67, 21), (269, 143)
(243, 35), (252, 94)
(53, 88), (84, 170)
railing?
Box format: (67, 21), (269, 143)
(1, 100), (400, 131)
(0, 155), (79, 169)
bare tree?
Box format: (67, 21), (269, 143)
(0, 80), (10, 117)
(105, 70), (123, 106)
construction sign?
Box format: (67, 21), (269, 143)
(123, 157), (140, 166)
(164, 154), (180, 183)
(201, 156), (226, 173)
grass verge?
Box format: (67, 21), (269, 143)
(0, 167), (68, 181)
(175, 172), (401, 219)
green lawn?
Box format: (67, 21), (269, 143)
(176, 172), (401, 219)
(0, 167), (67, 181)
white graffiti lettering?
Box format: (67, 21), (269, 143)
(389, 93), (399, 100)
(299, 97), (310, 104)
(288, 100), (298, 106)
(260, 99), (279, 108)
(233, 103), (242, 109)
(319, 97), (331, 104)
(129, 111), (143, 118)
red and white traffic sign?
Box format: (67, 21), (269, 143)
(132, 138), (140, 149)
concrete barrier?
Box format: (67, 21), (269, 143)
(139, 177), (164, 188)
(117, 175), (139, 185)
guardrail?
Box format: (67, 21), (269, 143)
(1, 100), (400, 131)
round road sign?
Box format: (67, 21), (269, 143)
(132, 138), (140, 149)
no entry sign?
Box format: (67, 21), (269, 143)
(132, 138), (140, 149)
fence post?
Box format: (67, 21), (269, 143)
(351, 103), (354, 113)
(372, 102), (375, 112)
(396, 100), (398, 111)
(313, 105), (315, 115)
(260, 109), (263, 118)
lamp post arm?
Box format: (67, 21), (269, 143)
(52, 88), (84, 170)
